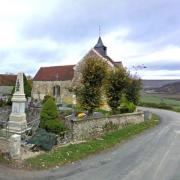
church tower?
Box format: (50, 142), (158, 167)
(94, 36), (107, 57)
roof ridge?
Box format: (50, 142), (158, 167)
(41, 64), (75, 68)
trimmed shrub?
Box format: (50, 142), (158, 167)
(75, 57), (108, 115)
(42, 95), (54, 104)
(105, 66), (129, 113)
(125, 78), (141, 105)
(46, 120), (67, 135)
(40, 97), (66, 135)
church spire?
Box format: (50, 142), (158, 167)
(94, 36), (107, 56)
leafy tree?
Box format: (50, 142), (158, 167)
(105, 66), (129, 113)
(39, 97), (66, 134)
(23, 74), (32, 98)
(75, 57), (108, 114)
(125, 77), (141, 105)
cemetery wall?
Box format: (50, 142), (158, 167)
(66, 111), (144, 141)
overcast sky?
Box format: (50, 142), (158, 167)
(0, 0), (179, 79)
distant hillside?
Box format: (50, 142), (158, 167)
(155, 81), (180, 94)
(142, 80), (180, 89)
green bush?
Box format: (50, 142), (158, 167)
(125, 78), (141, 105)
(119, 96), (136, 114)
(45, 120), (67, 135)
(28, 128), (57, 151)
(42, 95), (54, 104)
(40, 97), (66, 135)
(23, 74), (32, 98)
(105, 66), (129, 113)
(120, 103), (136, 114)
(75, 57), (108, 114)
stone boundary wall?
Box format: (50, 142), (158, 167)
(66, 111), (144, 141)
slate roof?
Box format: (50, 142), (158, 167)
(0, 74), (17, 86)
(94, 37), (107, 57)
(93, 37), (122, 66)
(33, 65), (75, 81)
(94, 37), (106, 48)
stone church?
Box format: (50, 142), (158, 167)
(32, 37), (122, 104)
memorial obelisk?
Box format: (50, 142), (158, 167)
(8, 73), (27, 133)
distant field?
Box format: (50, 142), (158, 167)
(140, 93), (180, 112)
(141, 79), (180, 111)
(141, 94), (180, 106)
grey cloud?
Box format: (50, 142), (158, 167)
(23, 48), (64, 63)
(0, 46), (65, 76)
(143, 61), (180, 71)
(22, 0), (180, 47)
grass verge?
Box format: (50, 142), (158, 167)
(25, 114), (159, 169)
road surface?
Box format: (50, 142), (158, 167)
(1, 108), (180, 180)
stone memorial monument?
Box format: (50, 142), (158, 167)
(8, 73), (27, 133)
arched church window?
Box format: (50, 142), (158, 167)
(56, 86), (60, 96)
(53, 85), (60, 97)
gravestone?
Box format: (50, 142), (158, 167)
(8, 73), (27, 133)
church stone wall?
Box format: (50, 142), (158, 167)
(32, 80), (73, 104)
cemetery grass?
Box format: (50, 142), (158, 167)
(25, 114), (159, 169)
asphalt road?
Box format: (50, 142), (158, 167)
(1, 108), (180, 180)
